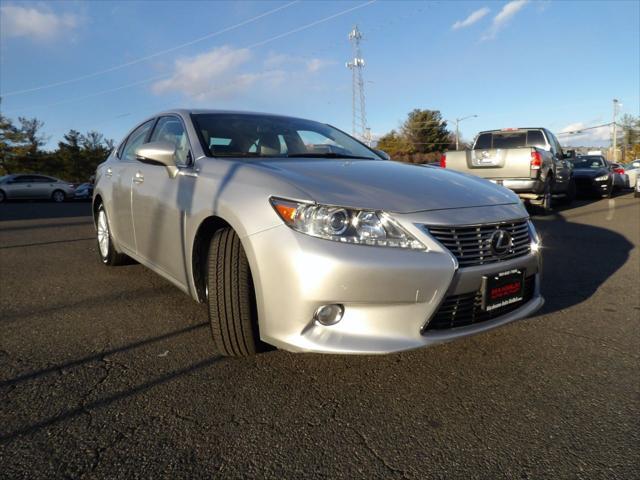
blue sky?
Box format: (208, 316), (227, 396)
(1, 0), (638, 149)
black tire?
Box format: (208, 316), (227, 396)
(207, 228), (261, 357)
(96, 204), (128, 266)
(51, 189), (66, 203)
(0, 190), (5, 203)
(537, 176), (554, 215)
(561, 178), (576, 205)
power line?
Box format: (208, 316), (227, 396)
(0, 1), (300, 98)
(3, 1), (378, 115)
(555, 122), (613, 136)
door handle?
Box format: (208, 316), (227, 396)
(133, 171), (144, 184)
(105, 167), (113, 177)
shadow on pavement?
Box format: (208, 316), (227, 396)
(532, 207), (633, 314)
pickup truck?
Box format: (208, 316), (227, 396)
(441, 128), (575, 212)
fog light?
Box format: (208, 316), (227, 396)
(313, 304), (344, 326)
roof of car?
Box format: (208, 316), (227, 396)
(158, 109), (318, 123)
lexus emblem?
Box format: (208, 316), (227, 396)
(490, 229), (512, 255)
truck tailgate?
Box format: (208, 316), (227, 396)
(447, 147), (534, 179)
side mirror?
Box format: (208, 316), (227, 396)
(563, 150), (575, 159)
(135, 141), (178, 177)
(375, 149), (391, 160)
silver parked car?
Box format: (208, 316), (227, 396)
(0, 174), (75, 202)
(94, 110), (544, 356)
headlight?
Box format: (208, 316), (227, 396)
(270, 198), (426, 250)
(527, 219), (541, 252)
(595, 175), (609, 182)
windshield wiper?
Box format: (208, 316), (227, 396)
(286, 153), (376, 160)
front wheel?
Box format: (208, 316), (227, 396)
(206, 228), (262, 357)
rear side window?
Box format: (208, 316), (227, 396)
(492, 132), (527, 149)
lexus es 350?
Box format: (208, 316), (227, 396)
(93, 110), (543, 356)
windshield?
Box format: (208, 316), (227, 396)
(192, 113), (380, 160)
(571, 156), (606, 168)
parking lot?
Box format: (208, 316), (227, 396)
(0, 195), (638, 479)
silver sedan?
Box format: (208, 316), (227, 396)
(93, 110), (543, 356)
(0, 174), (75, 202)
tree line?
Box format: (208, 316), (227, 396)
(376, 109), (456, 164)
(0, 110), (114, 182)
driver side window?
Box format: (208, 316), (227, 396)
(150, 116), (190, 166)
(121, 120), (155, 162)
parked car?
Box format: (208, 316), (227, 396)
(610, 163), (630, 190)
(622, 160), (640, 190)
(74, 182), (94, 200)
(441, 128), (575, 213)
(94, 110), (544, 356)
(570, 155), (614, 197)
(0, 174), (75, 202)
(636, 177), (640, 198)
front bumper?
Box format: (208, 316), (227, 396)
(244, 206), (543, 354)
(574, 176), (610, 195)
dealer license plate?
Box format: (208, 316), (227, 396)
(481, 269), (525, 312)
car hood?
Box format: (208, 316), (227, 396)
(252, 159), (520, 213)
(572, 168), (609, 178)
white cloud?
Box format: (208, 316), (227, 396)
(0, 4), (79, 40)
(558, 122), (611, 146)
(452, 7), (490, 30)
(152, 46), (332, 101)
(482, 0), (528, 40)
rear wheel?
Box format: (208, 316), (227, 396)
(206, 228), (262, 357)
(96, 205), (128, 266)
(52, 190), (66, 203)
(537, 176), (554, 215)
(561, 178), (576, 205)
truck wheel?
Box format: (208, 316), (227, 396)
(562, 178), (576, 205)
(538, 177), (554, 214)
(206, 228), (262, 357)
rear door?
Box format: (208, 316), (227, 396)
(131, 115), (195, 286)
(111, 119), (155, 253)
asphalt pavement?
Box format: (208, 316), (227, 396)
(1, 195), (638, 479)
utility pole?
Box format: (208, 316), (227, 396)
(612, 99), (620, 162)
(346, 26), (369, 144)
(455, 114), (478, 150)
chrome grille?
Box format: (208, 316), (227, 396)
(425, 219), (531, 268)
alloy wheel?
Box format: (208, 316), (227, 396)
(97, 210), (110, 259)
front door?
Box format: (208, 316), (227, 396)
(131, 116), (195, 286)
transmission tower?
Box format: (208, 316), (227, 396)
(346, 25), (369, 144)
